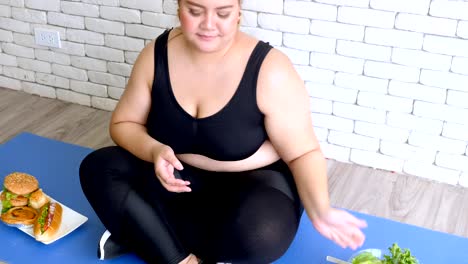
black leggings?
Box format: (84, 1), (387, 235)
(79, 146), (303, 264)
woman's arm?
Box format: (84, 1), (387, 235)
(110, 40), (163, 163)
(257, 49), (366, 249)
(109, 39), (187, 192)
(257, 48), (329, 217)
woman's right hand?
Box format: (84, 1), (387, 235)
(152, 144), (191, 193)
(311, 207), (367, 250)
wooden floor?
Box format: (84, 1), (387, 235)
(1, 87), (467, 239)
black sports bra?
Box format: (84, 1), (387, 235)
(146, 29), (273, 161)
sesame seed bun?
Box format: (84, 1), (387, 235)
(3, 172), (39, 195)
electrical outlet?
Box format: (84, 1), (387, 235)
(34, 28), (61, 48)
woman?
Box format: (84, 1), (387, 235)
(79, 0), (367, 263)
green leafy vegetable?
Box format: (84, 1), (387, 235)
(38, 205), (49, 233)
(382, 243), (418, 264)
(351, 243), (418, 264)
(1, 188), (14, 213)
(351, 251), (381, 264)
(1, 199), (12, 213)
(4, 190), (17, 200)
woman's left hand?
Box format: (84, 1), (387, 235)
(312, 208), (367, 250)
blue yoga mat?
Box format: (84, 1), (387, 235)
(0, 133), (144, 264)
(0, 132), (467, 264)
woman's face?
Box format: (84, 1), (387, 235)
(178, 0), (241, 53)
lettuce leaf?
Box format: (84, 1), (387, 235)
(351, 252), (382, 264)
(38, 205), (49, 234)
(1, 199), (12, 213)
(382, 243), (418, 264)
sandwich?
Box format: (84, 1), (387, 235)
(1, 172), (39, 214)
(1, 172), (63, 240)
(34, 201), (63, 242)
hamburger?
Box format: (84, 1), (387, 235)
(1, 172), (62, 239)
(1, 172), (39, 213)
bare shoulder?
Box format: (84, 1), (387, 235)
(136, 38), (156, 65)
(232, 31), (259, 53)
(238, 31), (294, 76)
(261, 48), (297, 82)
(257, 47), (304, 109)
(168, 27), (183, 42)
(128, 38), (158, 90)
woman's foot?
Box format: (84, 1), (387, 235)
(97, 230), (129, 260)
(179, 253), (201, 264)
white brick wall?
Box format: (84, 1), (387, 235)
(284, 1), (337, 21)
(259, 13), (310, 34)
(395, 13), (457, 36)
(447, 90), (468, 108)
(337, 40), (391, 61)
(310, 97), (333, 114)
(357, 91), (413, 113)
(364, 61), (420, 82)
(334, 73), (388, 93)
(452, 57), (468, 75)
(1, 0), (468, 187)
(354, 121), (409, 142)
(338, 6), (395, 28)
(380, 141), (436, 163)
(458, 20), (468, 39)
(424, 35), (468, 57)
(333, 102), (386, 123)
(460, 173), (468, 187)
(61, 2), (99, 17)
(328, 130), (380, 151)
(310, 20), (365, 41)
(306, 83), (358, 103)
(22, 81), (56, 98)
(365, 27), (424, 49)
(387, 112), (443, 135)
(284, 33), (336, 53)
(311, 113), (354, 132)
(242, 0), (283, 14)
(310, 52), (364, 74)
(429, 0), (468, 20)
(413, 101), (468, 125)
(370, 0), (431, 15)
(404, 161), (460, 185)
(350, 149), (404, 172)
(320, 143), (350, 163)
(409, 131), (467, 154)
(391, 48), (452, 71)
(12, 8), (47, 24)
(388, 81), (446, 104)
(420, 69), (468, 92)
(25, 0), (60, 12)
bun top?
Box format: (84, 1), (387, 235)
(3, 172), (39, 195)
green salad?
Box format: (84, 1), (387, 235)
(351, 251), (381, 264)
(351, 243), (419, 264)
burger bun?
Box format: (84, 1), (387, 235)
(34, 202), (63, 243)
(3, 172), (39, 195)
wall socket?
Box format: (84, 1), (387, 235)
(34, 28), (62, 48)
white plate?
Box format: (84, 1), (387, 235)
(1, 193), (88, 245)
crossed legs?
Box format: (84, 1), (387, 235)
(79, 146), (302, 264)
